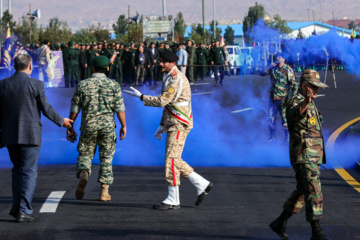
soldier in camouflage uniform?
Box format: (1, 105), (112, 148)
(67, 55), (127, 202)
(269, 69), (329, 240)
(124, 50), (213, 210)
(260, 54), (298, 143)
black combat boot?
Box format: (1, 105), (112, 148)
(269, 210), (292, 240)
(268, 129), (277, 143)
(310, 220), (330, 240)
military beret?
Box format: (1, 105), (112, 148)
(92, 55), (109, 67)
(160, 50), (179, 62)
(300, 69), (328, 88)
(123, 43), (129, 48)
(68, 41), (73, 46)
(54, 43), (59, 49)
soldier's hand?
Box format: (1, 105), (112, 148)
(124, 87), (142, 98)
(154, 125), (164, 141)
(305, 86), (314, 104)
(63, 118), (74, 128)
(119, 127), (127, 140)
(66, 127), (77, 143)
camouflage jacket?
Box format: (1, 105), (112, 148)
(142, 66), (193, 132)
(286, 93), (326, 165)
(70, 73), (125, 133)
(261, 64), (298, 101)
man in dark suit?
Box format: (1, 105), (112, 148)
(149, 42), (160, 84)
(0, 54), (73, 222)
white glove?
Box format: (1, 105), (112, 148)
(154, 125), (164, 141)
(124, 86), (142, 98)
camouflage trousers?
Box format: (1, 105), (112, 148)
(283, 163), (323, 222)
(76, 128), (117, 185)
(268, 98), (288, 130)
(165, 130), (194, 186)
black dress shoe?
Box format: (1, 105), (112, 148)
(16, 213), (39, 223)
(9, 210), (17, 218)
(153, 203), (180, 210)
(195, 183), (213, 206)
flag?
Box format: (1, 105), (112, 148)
(2, 26), (12, 69)
(220, 36), (225, 46)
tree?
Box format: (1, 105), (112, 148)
(15, 15), (39, 44)
(209, 20), (222, 40)
(266, 14), (292, 34)
(348, 20), (356, 30)
(297, 29), (305, 39)
(224, 26), (234, 44)
(242, 2), (265, 45)
(174, 12), (187, 41)
(40, 17), (72, 43)
(0, 10), (16, 40)
(113, 14), (127, 38)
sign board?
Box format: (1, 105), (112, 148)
(268, 41), (278, 55)
(143, 15), (174, 41)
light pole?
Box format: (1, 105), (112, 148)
(213, 0), (215, 39)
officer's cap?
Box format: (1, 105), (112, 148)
(160, 50), (179, 62)
(124, 43), (129, 48)
(68, 41), (73, 47)
(300, 69), (328, 88)
(92, 55), (109, 68)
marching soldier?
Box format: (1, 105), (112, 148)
(260, 54), (298, 143)
(269, 69), (329, 240)
(124, 50), (213, 210)
(67, 55), (127, 202)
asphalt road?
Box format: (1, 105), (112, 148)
(0, 70), (360, 240)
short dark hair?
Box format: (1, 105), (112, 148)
(93, 66), (107, 73)
(43, 39), (49, 45)
(14, 54), (32, 71)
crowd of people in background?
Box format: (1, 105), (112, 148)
(0, 38), (231, 87)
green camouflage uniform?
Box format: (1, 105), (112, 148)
(260, 64), (298, 130)
(70, 73), (125, 184)
(283, 93), (325, 222)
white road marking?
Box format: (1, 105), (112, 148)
(39, 191), (66, 213)
(192, 92), (213, 95)
(317, 94), (326, 97)
(231, 108), (254, 113)
(191, 83), (211, 85)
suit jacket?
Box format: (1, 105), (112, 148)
(134, 51), (150, 67)
(149, 47), (159, 66)
(0, 71), (64, 146)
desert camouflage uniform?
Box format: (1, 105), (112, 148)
(283, 93), (325, 222)
(70, 73), (125, 184)
(261, 64), (298, 130)
(142, 66), (194, 186)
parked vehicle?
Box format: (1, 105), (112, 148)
(226, 45), (254, 74)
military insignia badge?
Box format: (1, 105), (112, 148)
(309, 117), (316, 126)
(165, 93), (170, 98)
(315, 73), (320, 80)
(168, 87), (175, 94)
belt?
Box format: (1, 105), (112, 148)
(172, 101), (190, 107)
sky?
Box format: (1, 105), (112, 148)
(3, 0), (360, 30)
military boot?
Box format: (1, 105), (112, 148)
(310, 220), (330, 240)
(99, 184), (111, 201)
(76, 170), (88, 199)
(268, 129), (277, 143)
(269, 210), (292, 240)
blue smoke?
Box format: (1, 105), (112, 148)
(1, 20), (359, 169)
